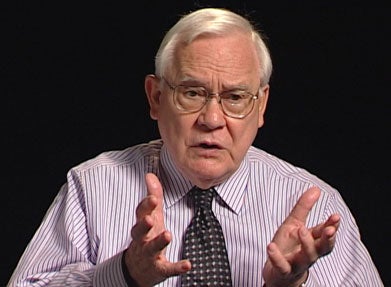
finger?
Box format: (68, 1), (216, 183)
(145, 231), (192, 279)
(145, 173), (166, 233)
(298, 226), (318, 267)
(286, 187), (321, 224)
(158, 259), (192, 278)
(143, 259), (191, 286)
(311, 213), (340, 238)
(316, 225), (339, 256)
(135, 173), (163, 219)
(266, 242), (292, 275)
(131, 214), (154, 241)
(136, 196), (159, 219)
(146, 173), (163, 201)
(146, 230), (173, 256)
(143, 231), (192, 275)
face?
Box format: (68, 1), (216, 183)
(145, 32), (269, 189)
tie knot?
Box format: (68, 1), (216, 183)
(190, 187), (215, 209)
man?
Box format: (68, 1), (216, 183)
(8, 7), (383, 287)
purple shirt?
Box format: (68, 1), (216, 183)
(8, 139), (383, 286)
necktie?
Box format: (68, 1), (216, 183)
(181, 187), (233, 286)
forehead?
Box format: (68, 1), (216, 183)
(172, 33), (261, 85)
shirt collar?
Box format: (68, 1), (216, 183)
(160, 143), (249, 214)
(214, 156), (249, 214)
(160, 144), (193, 208)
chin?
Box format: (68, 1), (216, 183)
(185, 161), (233, 187)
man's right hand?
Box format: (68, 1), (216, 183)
(123, 173), (191, 287)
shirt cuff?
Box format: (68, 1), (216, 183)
(301, 271), (320, 286)
(93, 252), (129, 287)
(263, 270), (319, 287)
(121, 251), (140, 286)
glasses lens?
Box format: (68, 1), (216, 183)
(220, 91), (255, 118)
(174, 86), (207, 111)
(172, 83), (257, 118)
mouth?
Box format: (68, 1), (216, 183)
(190, 141), (224, 158)
(197, 142), (222, 149)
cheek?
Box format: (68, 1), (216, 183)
(157, 110), (193, 144)
(229, 118), (259, 150)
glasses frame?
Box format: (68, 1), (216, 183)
(161, 77), (260, 119)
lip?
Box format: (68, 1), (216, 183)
(193, 140), (223, 150)
(189, 141), (225, 157)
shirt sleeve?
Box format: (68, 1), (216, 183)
(7, 170), (129, 287)
(307, 189), (383, 286)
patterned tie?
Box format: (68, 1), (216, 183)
(181, 187), (233, 286)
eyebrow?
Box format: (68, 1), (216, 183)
(177, 76), (251, 91)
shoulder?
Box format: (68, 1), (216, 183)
(247, 145), (339, 198)
(247, 146), (349, 224)
(71, 139), (163, 173)
(247, 145), (311, 179)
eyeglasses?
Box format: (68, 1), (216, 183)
(162, 77), (260, 119)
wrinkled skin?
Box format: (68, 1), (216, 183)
(262, 187), (340, 287)
(124, 173), (191, 287)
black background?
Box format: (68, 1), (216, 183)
(3, 1), (389, 285)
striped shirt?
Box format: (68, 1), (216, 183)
(8, 139), (383, 286)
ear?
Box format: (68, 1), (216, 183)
(145, 74), (161, 120)
(257, 84), (269, 128)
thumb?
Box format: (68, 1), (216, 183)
(145, 173), (163, 202)
(286, 186), (321, 224)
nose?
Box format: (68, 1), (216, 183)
(197, 97), (226, 129)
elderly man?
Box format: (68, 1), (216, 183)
(8, 7), (382, 287)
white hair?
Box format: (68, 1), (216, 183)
(155, 8), (273, 86)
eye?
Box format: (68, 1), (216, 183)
(181, 86), (206, 98)
(223, 91), (249, 102)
